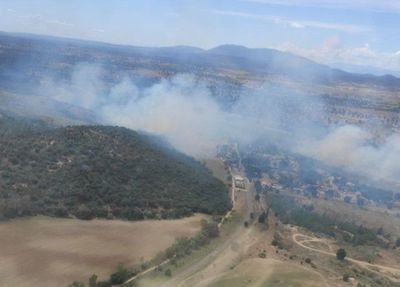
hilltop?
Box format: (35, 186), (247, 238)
(0, 122), (231, 220)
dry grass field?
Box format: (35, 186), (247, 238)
(0, 215), (206, 287)
(206, 258), (327, 287)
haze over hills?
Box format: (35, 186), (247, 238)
(1, 32), (399, 180)
(1, 31), (399, 93)
(1, 32), (399, 142)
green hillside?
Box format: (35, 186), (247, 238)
(0, 123), (231, 220)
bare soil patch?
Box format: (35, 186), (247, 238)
(0, 215), (206, 287)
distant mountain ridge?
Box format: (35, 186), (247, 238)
(0, 31), (399, 89)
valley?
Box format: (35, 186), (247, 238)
(0, 30), (399, 287)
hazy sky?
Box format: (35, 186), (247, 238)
(0, 0), (399, 71)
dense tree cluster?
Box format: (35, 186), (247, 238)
(0, 122), (231, 220)
(0, 114), (51, 137)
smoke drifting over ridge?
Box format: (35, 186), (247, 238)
(43, 64), (278, 155)
(42, 63), (400, 184)
(299, 125), (400, 184)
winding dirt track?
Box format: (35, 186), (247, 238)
(122, 169), (242, 287)
(292, 233), (400, 282)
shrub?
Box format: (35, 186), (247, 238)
(75, 204), (94, 220)
(164, 269), (172, 277)
(336, 248), (347, 261)
(109, 263), (133, 285)
(343, 274), (350, 282)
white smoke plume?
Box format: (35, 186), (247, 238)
(300, 125), (400, 183)
(42, 63), (400, 184)
(42, 64), (266, 155)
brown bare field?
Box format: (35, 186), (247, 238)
(0, 214), (206, 287)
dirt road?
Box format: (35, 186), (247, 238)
(124, 166), (248, 287)
(159, 170), (255, 287)
(292, 233), (400, 282)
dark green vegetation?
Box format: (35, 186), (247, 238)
(0, 121), (231, 220)
(267, 193), (385, 247)
(336, 248), (347, 261)
(165, 220), (220, 260)
(68, 264), (136, 287)
(0, 113), (51, 137)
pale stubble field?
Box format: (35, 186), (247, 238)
(0, 214), (206, 287)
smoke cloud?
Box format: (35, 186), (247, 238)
(40, 63), (400, 184)
(300, 125), (400, 184)
(41, 64), (289, 155)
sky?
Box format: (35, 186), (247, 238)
(0, 0), (399, 73)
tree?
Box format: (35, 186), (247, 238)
(336, 248), (347, 261)
(356, 197), (365, 208)
(110, 263), (132, 284)
(344, 196), (352, 204)
(201, 220), (219, 238)
(68, 282), (85, 287)
(164, 269), (172, 277)
(75, 204), (93, 220)
(396, 238), (400, 247)
(258, 211), (268, 224)
(88, 274), (98, 287)
(96, 281), (112, 287)
(343, 274), (350, 282)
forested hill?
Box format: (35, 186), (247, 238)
(0, 113), (52, 137)
(0, 124), (231, 220)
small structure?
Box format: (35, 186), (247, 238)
(234, 176), (246, 189)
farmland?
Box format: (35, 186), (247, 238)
(0, 215), (206, 287)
